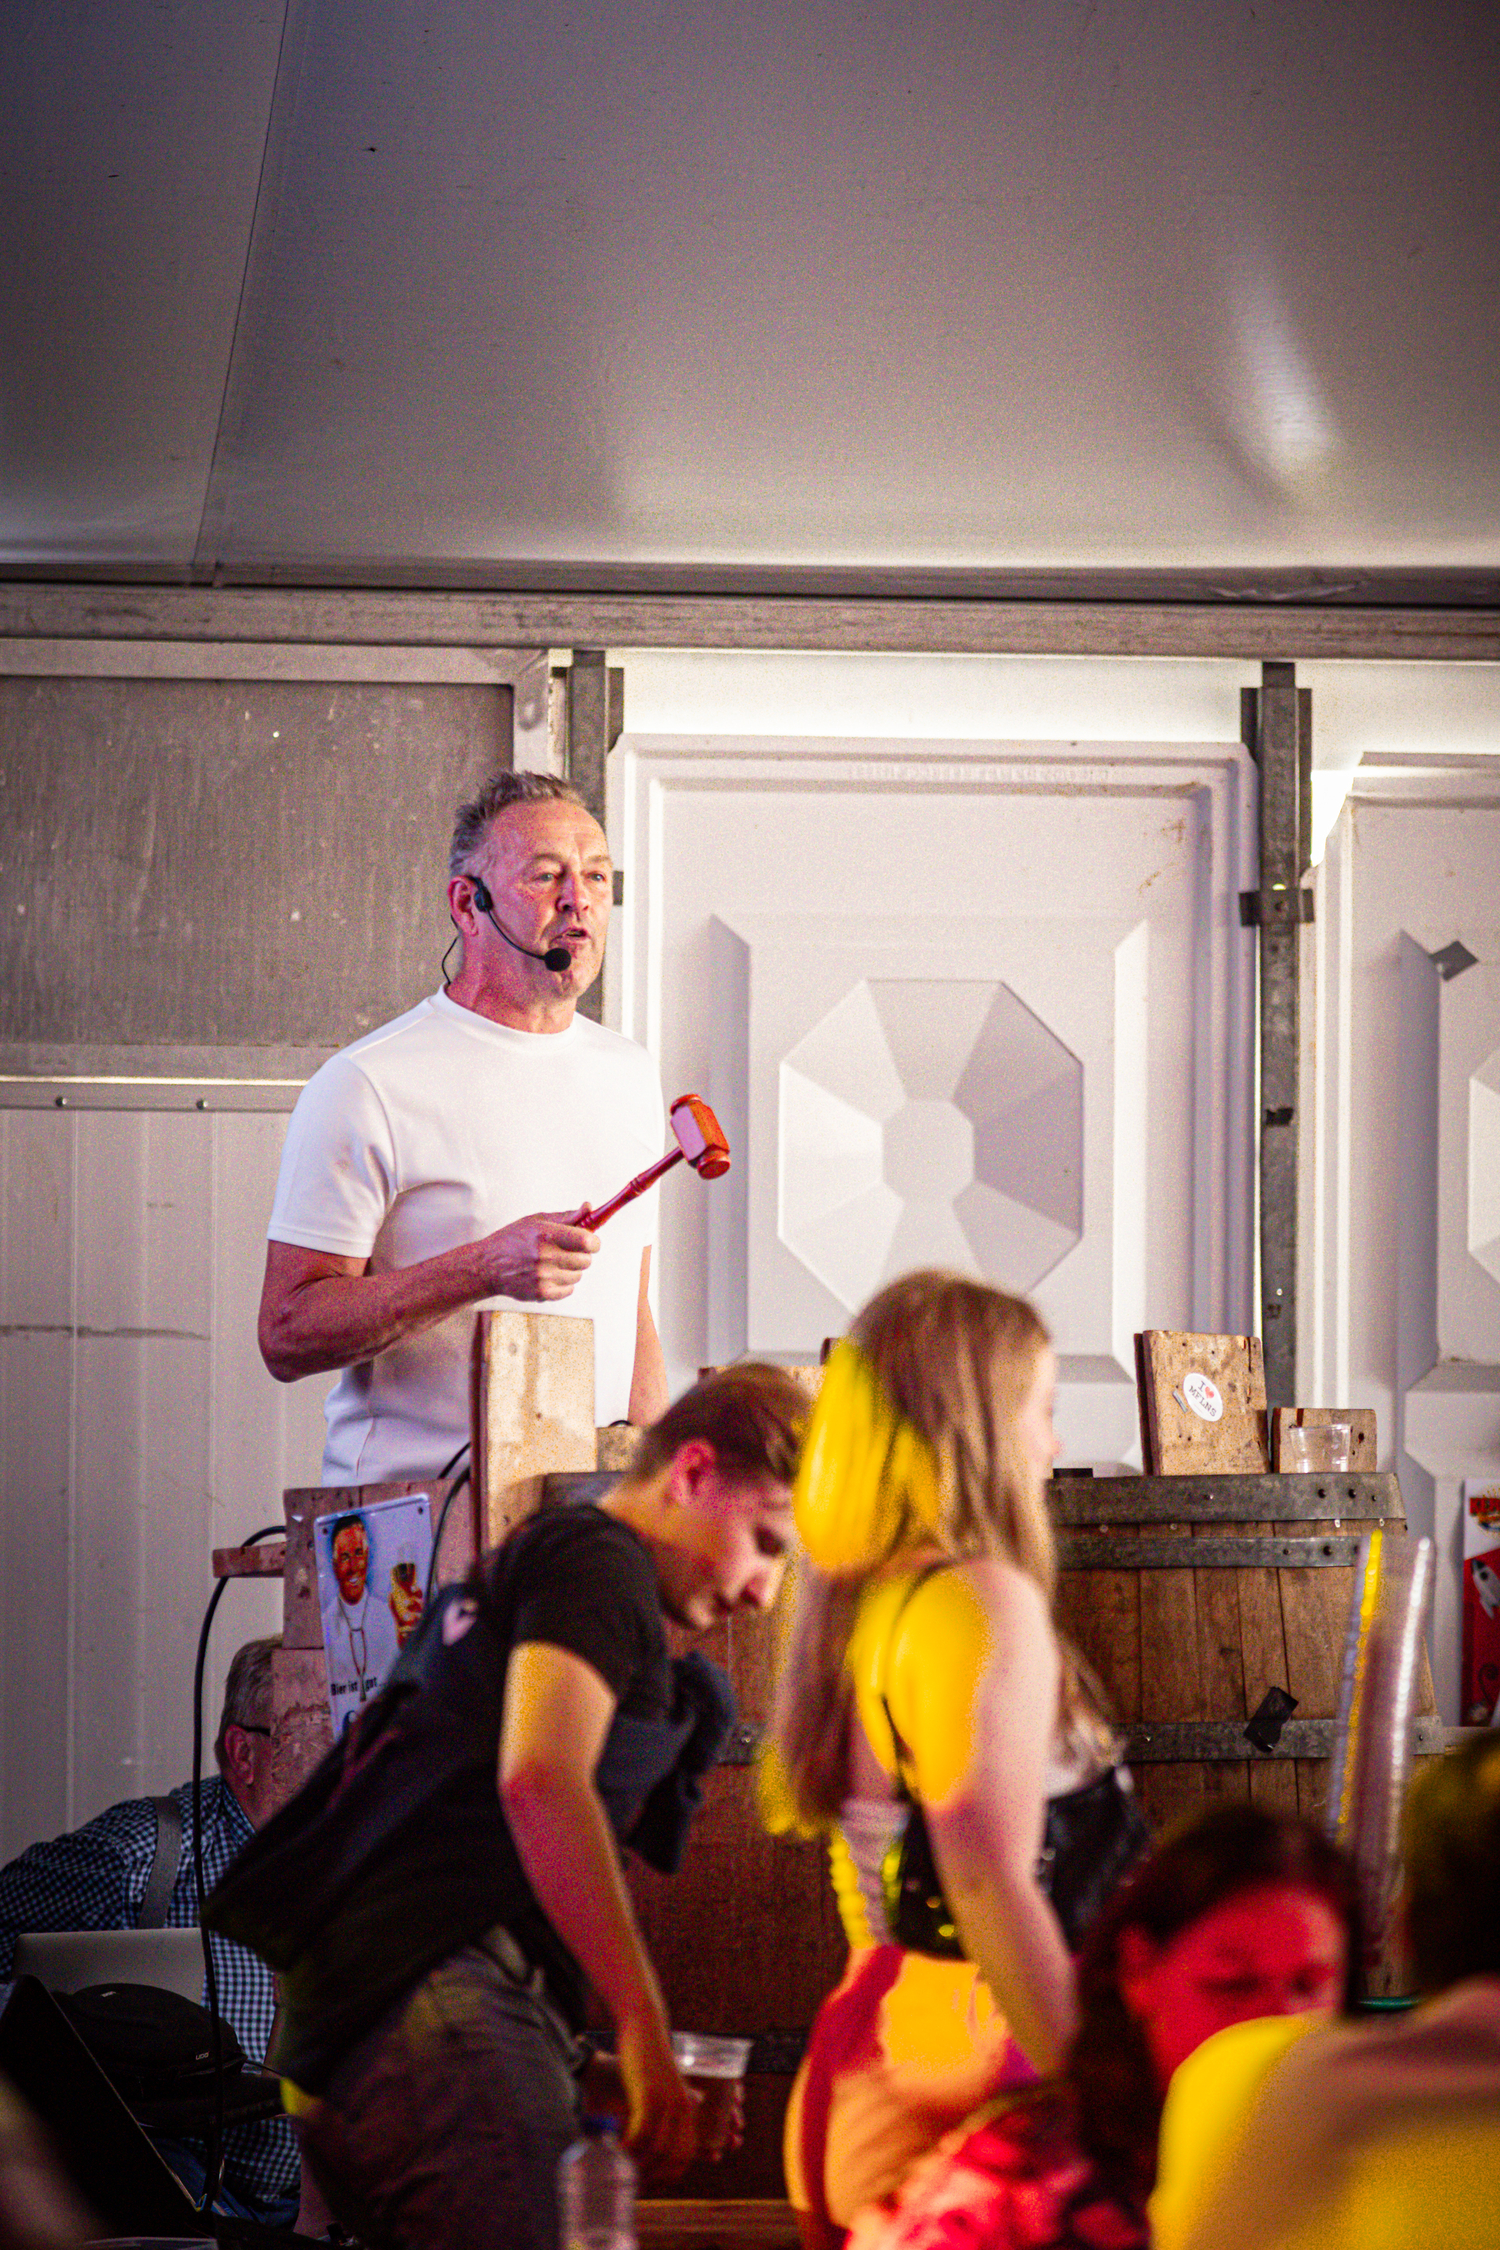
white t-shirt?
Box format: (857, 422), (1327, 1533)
(269, 989), (664, 1482)
(324, 1588), (401, 1727)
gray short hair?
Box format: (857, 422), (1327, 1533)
(214, 1635), (279, 1769)
(449, 772), (588, 878)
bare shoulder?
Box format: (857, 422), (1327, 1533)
(955, 1556), (1052, 1640)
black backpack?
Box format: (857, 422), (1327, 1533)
(52, 1981), (251, 2128)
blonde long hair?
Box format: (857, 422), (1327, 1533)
(767, 1271), (1062, 1829)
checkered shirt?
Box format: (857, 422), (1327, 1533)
(0, 1774), (297, 2211)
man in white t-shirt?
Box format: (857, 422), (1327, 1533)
(259, 773), (669, 1484)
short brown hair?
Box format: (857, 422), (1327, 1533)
(449, 772), (590, 877)
(632, 1362), (810, 1490)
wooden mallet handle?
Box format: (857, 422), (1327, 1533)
(573, 1094), (731, 1229)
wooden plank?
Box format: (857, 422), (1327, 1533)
(1276, 1495), (1347, 1831)
(1193, 1543), (1248, 1731)
(1135, 1333), (1269, 1473)
(5, 581), (1500, 661)
(1248, 1759), (1301, 1814)
(270, 1646), (335, 1809)
(638, 2199), (799, 2249)
(475, 1309), (597, 1543)
(1055, 1566), (1140, 1729)
(1276, 1548), (1347, 1721)
(214, 1543), (287, 1577)
(1236, 1533), (1294, 1762)
(1136, 1507), (1208, 1822)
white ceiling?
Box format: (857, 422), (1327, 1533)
(4, 0), (1499, 587)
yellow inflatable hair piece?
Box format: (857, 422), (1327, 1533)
(792, 1338), (945, 1576)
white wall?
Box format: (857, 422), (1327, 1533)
(620, 649), (1500, 862)
(617, 648), (1500, 1716)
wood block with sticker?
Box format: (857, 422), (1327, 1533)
(1134, 1331), (1270, 1473)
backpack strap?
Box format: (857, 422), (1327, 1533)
(878, 1562), (950, 1798)
(137, 1795), (183, 1927)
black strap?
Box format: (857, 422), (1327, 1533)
(138, 1795), (183, 1928)
(878, 1562), (950, 1798)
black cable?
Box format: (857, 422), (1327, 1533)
(190, 1522), (283, 2216)
(425, 1461), (471, 1605)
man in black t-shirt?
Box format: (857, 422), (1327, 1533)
(208, 1362), (808, 2250)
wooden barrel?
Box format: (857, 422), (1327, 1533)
(1051, 1470), (1444, 1832)
(622, 1597), (845, 2198)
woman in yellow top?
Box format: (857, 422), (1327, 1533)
(767, 1272), (1140, 2249)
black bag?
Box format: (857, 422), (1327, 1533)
(882, 1765), (1150, 1959)
(53, 1981), (246, 2106)
(51, 1980), (258, 2126)
(1036, 1765), (1151, 1951)
(51, 1982), (282, 2135)
(882, 1798), (963, 1957)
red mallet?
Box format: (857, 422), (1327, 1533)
(573, 1094), (731, 1229)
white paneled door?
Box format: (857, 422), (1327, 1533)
(610, 737), (1257, 1470)
(1314, 762), (1500, 1717)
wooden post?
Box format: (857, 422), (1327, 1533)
(474, 1308), (599, 1544)
(253, 1310), (598, 1805)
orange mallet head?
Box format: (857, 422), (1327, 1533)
(670, 1093), (731, 1179)
(573, 1094), (732, 1229)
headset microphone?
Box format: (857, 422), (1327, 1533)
(470, 877), (573, 974)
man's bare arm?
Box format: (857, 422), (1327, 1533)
(627, 1247), (670, 1426)
(258, 1215), (599, 1383)
(499, 1641), (697, 2178)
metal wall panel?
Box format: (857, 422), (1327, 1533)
(0, 650), (521, 1857)
(0, 675), (507, 1050)
(0, 1104), (327, 1859)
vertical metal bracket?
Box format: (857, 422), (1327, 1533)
(508, 650), (556, 773)
(1247, 660), (1309, 1409)
(565, 652), (624, 1024)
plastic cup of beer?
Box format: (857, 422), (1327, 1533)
(671, 2031), (750, 2159)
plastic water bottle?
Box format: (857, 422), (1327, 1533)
(558, 2115), (636, 2250)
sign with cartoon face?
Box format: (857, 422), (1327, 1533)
(314, 1490), (433, 1736)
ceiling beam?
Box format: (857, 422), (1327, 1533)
(1, 581), (1498, 660)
